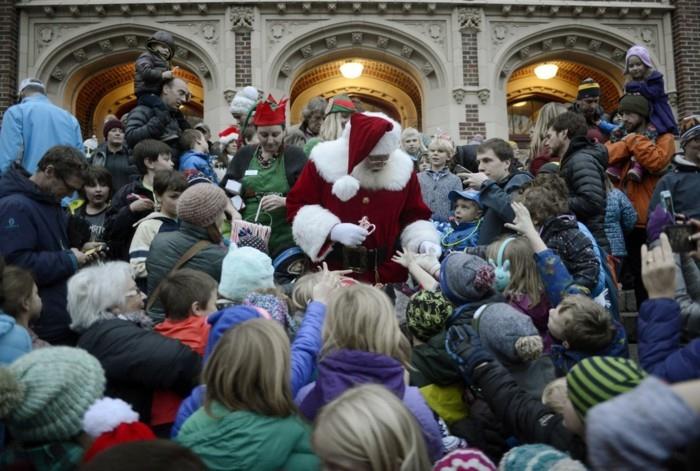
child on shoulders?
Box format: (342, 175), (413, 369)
(134, 31), (175, 103)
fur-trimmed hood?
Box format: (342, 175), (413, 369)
(308, 131), (414, 202)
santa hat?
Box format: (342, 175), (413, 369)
(332, 112), (401, 201)
(252, 95), (288, 127)
(81, 397), (156, 463)
(218, 125), (240, 145)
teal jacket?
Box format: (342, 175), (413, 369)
(176, 402), (319, 471)
(0, 313), (32, 365)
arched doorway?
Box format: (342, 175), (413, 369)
(506, 56), (624, 144)
(289, 58), (422, 129)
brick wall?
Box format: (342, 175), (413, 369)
(459, 104), (486, 141)
(234, 31), (252, 87)
(461, 31), (479, 87)
(672, 0), (700, 117)
(0, 0), (18, 122)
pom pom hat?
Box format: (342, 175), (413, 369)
(252, 94), (288, 127)
(0, 347), (105, 443)
(82, 397), (156, 462)
(229, 86), (259, 116)
(331, 112), (402, 201)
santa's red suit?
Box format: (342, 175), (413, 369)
(286, 112), (439, 283)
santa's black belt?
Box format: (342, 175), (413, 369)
(328, 245), (387, 274)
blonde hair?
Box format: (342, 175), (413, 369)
(203, 318), (295, 417)
(529, 102), (568, 160)
(542, 377), (568, 415)
(428, 135), (456, 158)
(319, 94), (354, 142)
(323, 284), (411, 366)
(313, 384), (431, 471)
(401, 128), (426, 152)
(486, 236), (543, 306)
(290, 271), (324, 313)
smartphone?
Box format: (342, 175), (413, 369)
(665, 224), (694, 253)
(660, 190), (675, 215)
(454, 164), (472, 175)
(84, 247), (100, 256)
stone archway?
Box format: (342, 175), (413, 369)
(289, 57), (423, 129)
(261, 18), (451, 132)
(30, 23), (218, 137)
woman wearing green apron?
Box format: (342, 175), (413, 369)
(221, 95), (307, 256)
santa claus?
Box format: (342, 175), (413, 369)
(286, 112), (440, 283)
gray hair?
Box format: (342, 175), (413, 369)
(301, 97), (327, 120)
(68, 261), (134, 333)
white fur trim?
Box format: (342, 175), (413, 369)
(292, 205), (341, 261)
(332, 175), (360, 202)
(401, 220), (440, 253)
(219, 133), (238, 145)
(82, 397), (139, 438)
(309, 138), (350, 183)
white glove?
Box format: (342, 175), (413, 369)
(419, 241), (442, 258)
(330, 223), (369, 247)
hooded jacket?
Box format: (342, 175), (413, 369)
(176, 401), (319, 471)
(125, 100), (191, 160)
(558, 136), (610, 252)
(172, 303), (327, 437)
(0, 166), (78, 344)
(134, 31), (174, 97)
(91, 142), (137, 192)
(477, 170), (533, 245)
(0, 313), (32, 364)
(649, 154), (700, 221)
(295, 349), (445, 461)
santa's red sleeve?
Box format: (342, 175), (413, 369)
(286, 161), (340, 261)
(398, 173), (440, 252)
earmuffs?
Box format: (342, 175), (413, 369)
(489, 237), (515, 292)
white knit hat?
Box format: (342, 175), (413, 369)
(229, 86), (259, 116)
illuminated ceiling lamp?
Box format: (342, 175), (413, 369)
(534, 63), (558, 80)
(340, 60), (364, 79)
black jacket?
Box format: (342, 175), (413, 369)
(91, 143), (137, 192)
(649, 154), (700, 221)
(540, 215), (600, 292)
(559, 136), (610, 252)
(221, 144), (308, 191)
(472, 360), (587, 462)
(134, 31), (174, 96)
(125, 101), (190, 161)
(478, 170), (533, 244)
(103, 179), (155, 261)
(77, 318), (201, 423)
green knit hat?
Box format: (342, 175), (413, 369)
(0, 347), (105, 442)
(566, 356), (646, 419)
(406, 290), (453, 342)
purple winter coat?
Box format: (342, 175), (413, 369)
(625, 71), (678, 135)
(295, 349), (445, 461)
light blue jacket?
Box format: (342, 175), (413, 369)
(0, 95), (83, 174)
(0, 313), (32, 365)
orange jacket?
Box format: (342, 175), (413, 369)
(606, 132), (675, 227)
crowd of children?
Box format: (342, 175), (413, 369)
(1, 39), (700, 471)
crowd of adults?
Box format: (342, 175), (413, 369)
(0, 34), (699, 471)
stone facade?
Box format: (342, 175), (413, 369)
(1, 0), (692, 142)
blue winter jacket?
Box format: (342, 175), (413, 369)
(171, 301), (326, 437)
(0, 313), (32, 365)
(179, 150), (219, 184)
(638, 298), (700, 383)
(0, 166), (78, 344)
(0, 95), (82, 174)
(604, 189), (637, 257)
(436, 219), (481, 253)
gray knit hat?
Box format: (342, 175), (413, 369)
(177, 183), (229, 227)
(476, 303), (543, 364)
(0, 347), (105, 442)
(439, 252), (495, 305)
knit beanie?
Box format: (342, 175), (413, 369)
(439, 252), (495, 305)
(566, 356), (646, 419)
(82, 397), (156, 462)
(103, 119), (125, 139)
(0, 347), (105, 443)
(406, 290), (453, 342)
(244, 292), (290, 330)
(433, 448), (497, 471)
(219, 245), (275, 302)
(625, 45), (654, 72)
(499, 444), (586, 471)
(679, 115), (700, 149)
(576, 78), (600, 100)
(229, 86), (259, 116)
(176, 183), (228, 227)
(618, 94), (650, 119)
(475, 303), (543, 364)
